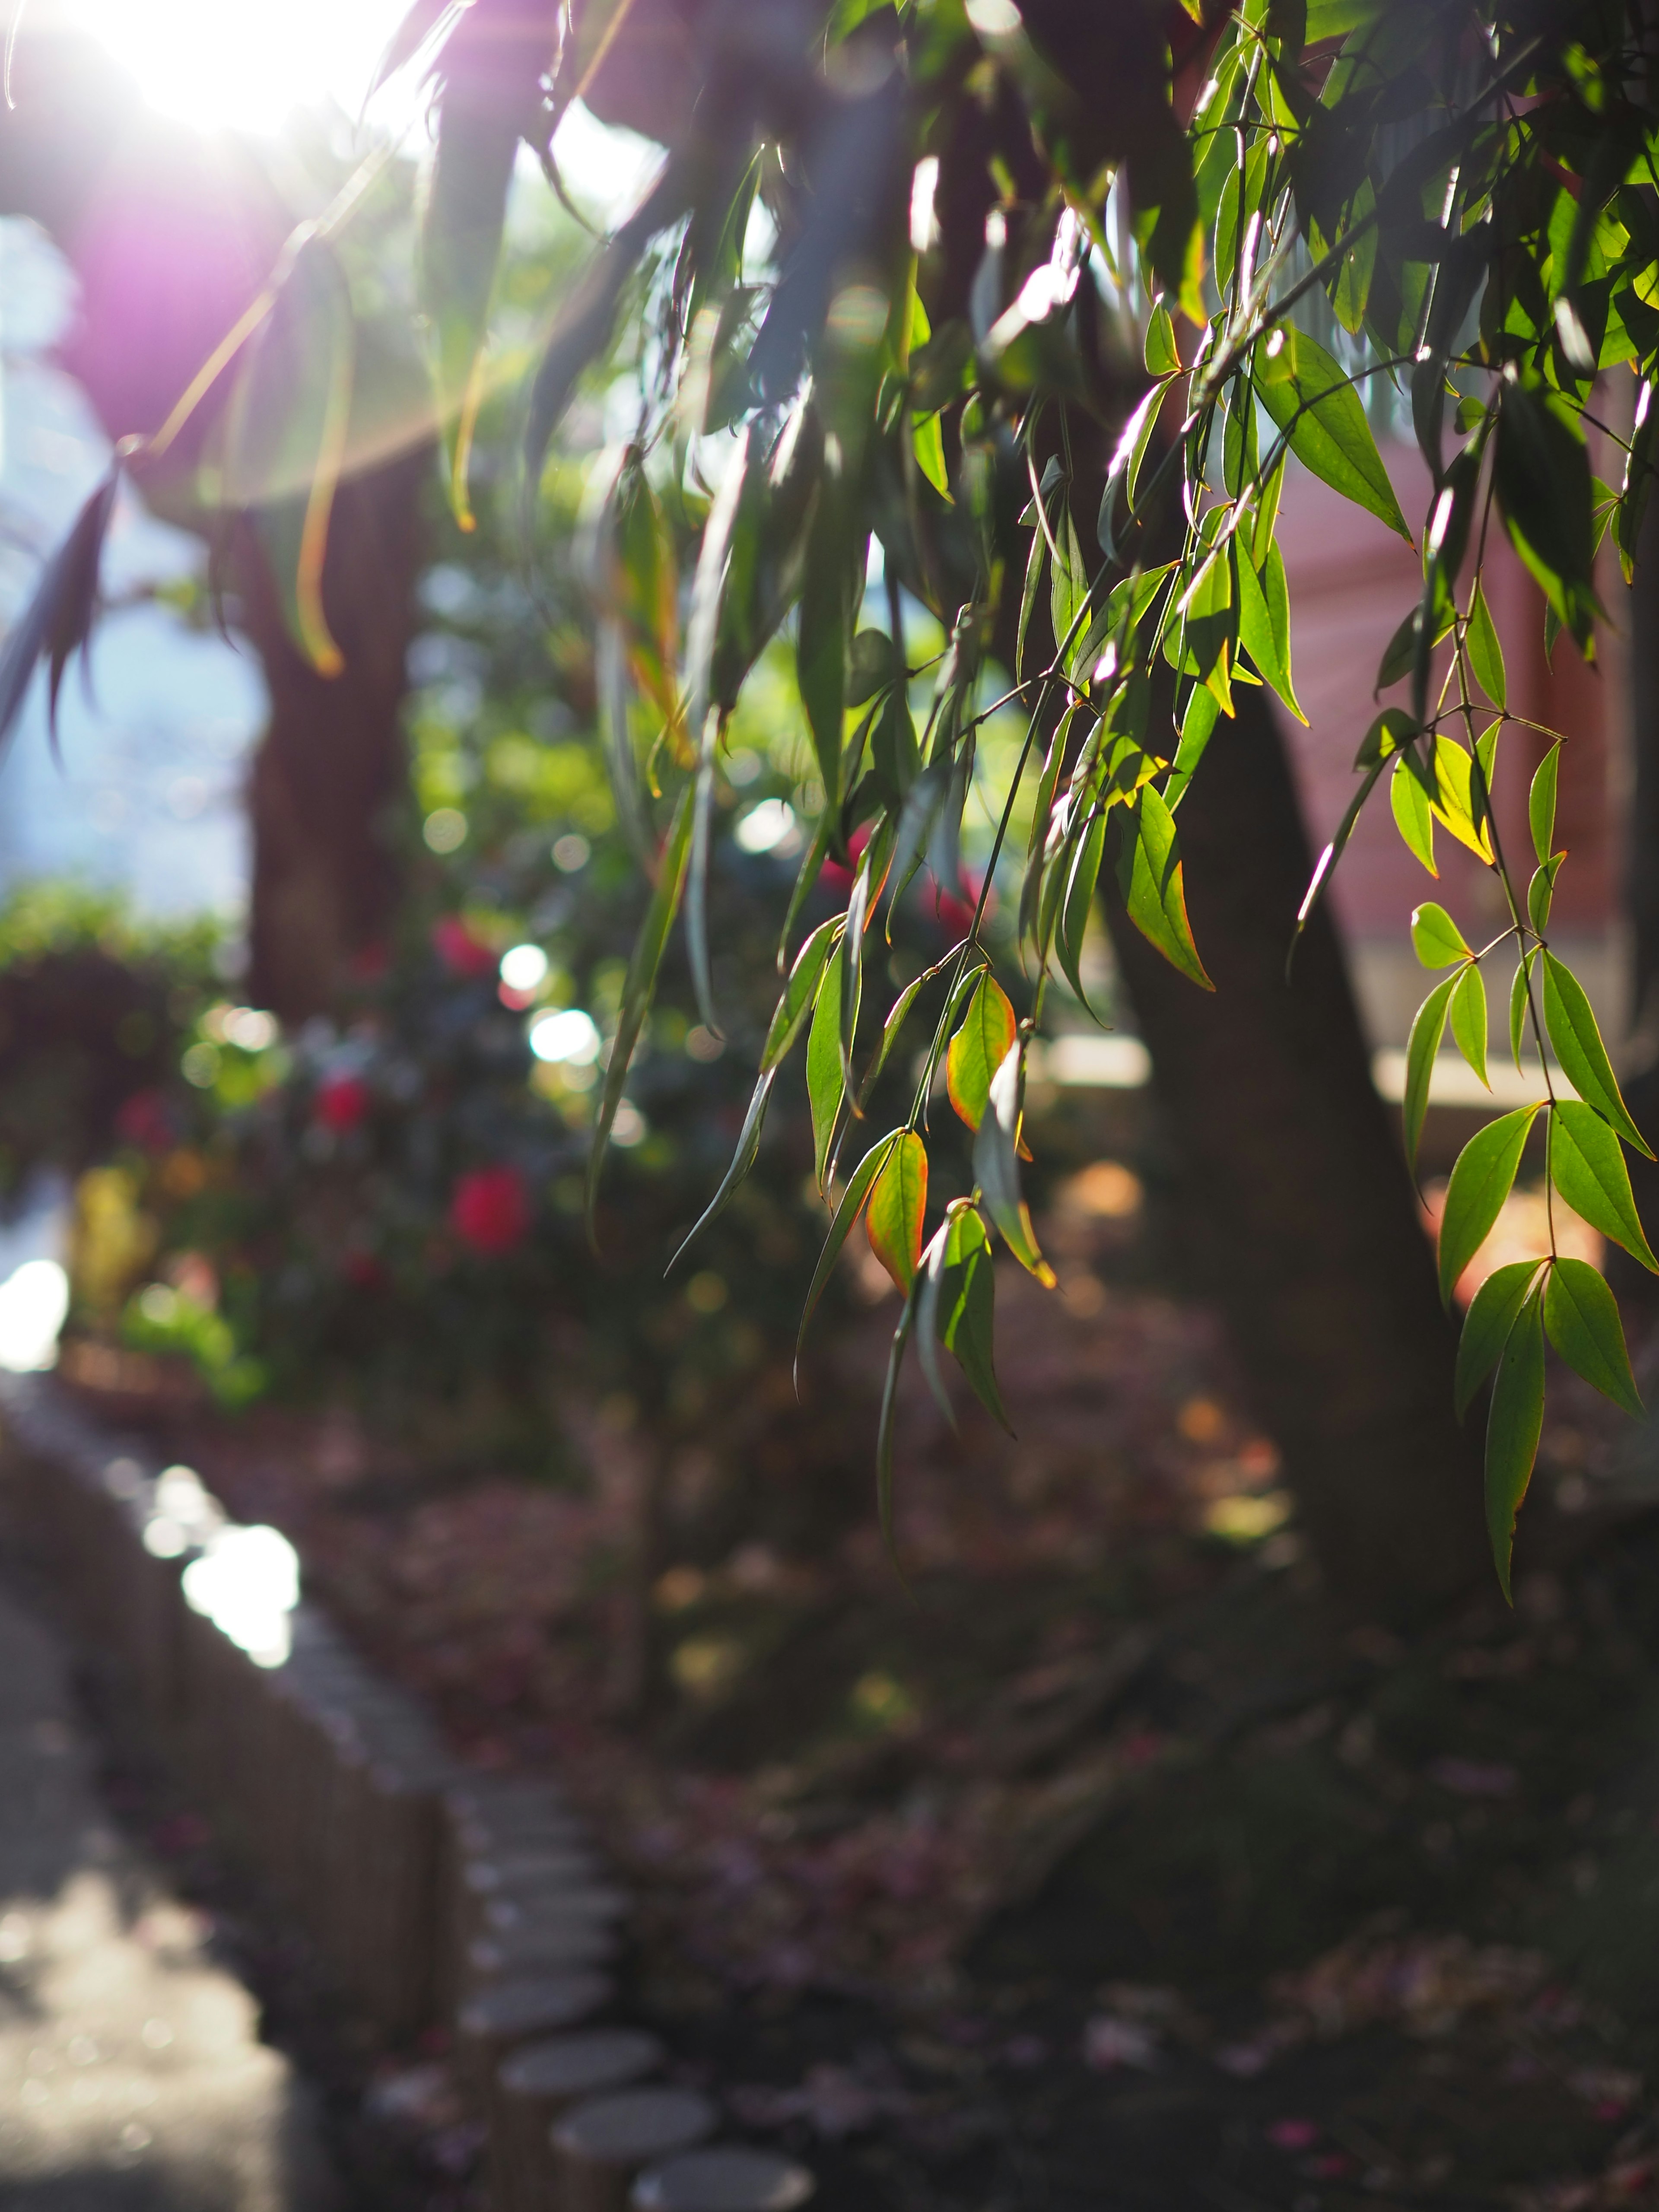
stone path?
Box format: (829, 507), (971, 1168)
(0, 1574), (343, 2210)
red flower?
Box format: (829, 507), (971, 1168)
(114, 1088), (174, 1154)
(449, 1165), (531, 1255)
(341, 1249), (387, 1291)
(431, 915), (497, 978)
(817, 823), (872, 901)
(933, 867), (995, 939)
(315, 1074), (372, 1134)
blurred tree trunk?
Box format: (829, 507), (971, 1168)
(1101, 681), (1487, 1615)
(0, 26), (426, 1022)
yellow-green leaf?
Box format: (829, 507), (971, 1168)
(1116, 786), (1214, 991)
(1449, 963), (1489, 1090)
(1466, 581), (1506, 707)
(912, 408), (951, 500)
(1404, 973), (1458, 1178)
(946, 973), (1018, 1132)
(1529, 741), (1561, 864)
(761, 918), (842, 1074)
(1257, 327), (1412, 543)
(1411, 903), (1470, 968)
(1542, 952), (1655, 1157)
(1144, 301), (1180, 377)
(807, 944), (847, 1192)
(1391, 752), (1437, 874)
(797, 1129), (903, 1360)
(1456, 1258), (1544, 1418)
(972, 1042), (1055, 1285)
(867, 1128), (928, 1294)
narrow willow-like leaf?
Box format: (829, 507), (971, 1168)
(1456, 1258), (1544, 1419)
(1550, 1100), (1659, 1272)
(1449, 963), (1489, 1090)
(1391, 754), (1437, 874)
(1058, 808), (1107, 1012)
(1116, 786), (1214, 990)
(776, 808), (833, 974)
(807, 944), (846, 1192)
(1294, 756), (1387, 950)
(1437, 1103), (1541, 1305)
(1542, 952), (1654, 1156)
(973, 1042), (1055, 1285)
(876, 1280), (920, 1570)
(1404, 973), (1458, 1179)
(1144, 301), (1180, 376)
(588, 784), (694, 1227)
(1510, 949), (1536, 1069)
(1543, 1255), (1644, 1418)
(859, 953), (965, 1109)
(946, 973), (1018, 1132)
(912, 409), (950, 499)
(1486, 1288), (1545, 1603)
(667, 1066), (777, 1272)
(1530, 741), (1562, 865)
(915, 1216), (959, 1426)
(1528, 853), (1563, 935)
(1235, 540), (1307, 723)
(842, 816), (894, 1087)
(0, 466), (120, 759)
(1164, 683), (1220, 814)
(797, 1129), (903, 1363)
(1411, 902), (1470, 968)
(798, 475), (851, 819)
(922, 1202), (1011, 1433)
(421, 92), (516, 528)
(866, 1127), (928, 1293)
(1257, 328), (1412, 542)
(1466, 581), (1506, 707)
(761, 917), (842, 1073)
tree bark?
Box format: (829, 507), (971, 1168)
(1103, 678), (1487, 1615)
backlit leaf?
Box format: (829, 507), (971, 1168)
(1437, 1104), (1541, 1305)
(973, 1043), (1055, 1285)
(1449, 963), (1489, 1090)
(1510, 948), (1535, 1068)
(1257, 328), (1412, 542)
(946, 973), (1018, 1132)
(1542, 952), (1654, 1156)
(1456, 1258), (1543, 1418)
(1144, 301), (1180, 376)
(1543, 1256), (1643, 1418)
(1403, 973), (1456, 1178)
(1550, 1099), (1659, 1272)
(797, 1129), (903, 1362)
(1115, 786), (1213, 990)
(421, 89), (517, 528)
(761, 917), (842, 1073)
(866, 1128), (928, 1294)
(1485, 1287), (1545, 1602)
(1467, 581), (1506, 707)
(668, 1066), (778, 1271)
(1529, 741), (1561, 864)
(807, 944), (847, 1192)
(1411, 903), (1469, 968)
(1391, 753), (1437, 874)
(936, 1204), (1010, 1430)
(1236, 538), (1307, 724)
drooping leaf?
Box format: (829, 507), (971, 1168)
(0, 466), (120, 759)
(875, 1280), (919, 1569)
(1542, 952), (1654, 1157)
(1257, 327), (1412, 542)
(807, 944), (847, 1192)
(1467, 581), (1506, 708)
(797, 1128), (905, 1363)
(859, 953), (963, 1109)
(667, 1066), (778, 1271)
(918, 1202), (1011, 1432)
(1058, 807), (1107, 1011)
(1425, 735), (1494, 862)
(1493, 380), (1600, 651)
(1390, 751), (1437, 874)
(761, 917), (842, 1073)
(972, 1043), (1055, 1285)
(912, 408), (950, 499)
(1528, 853), (1563, 936)
(1485, 1287), (1545, 1602)
(1449, 963), (1489, 1090)
(1456, 1258), (1544, 1418)
(368, 0), (460, 100)
(1550, 1100), (1659, 1272)
(798, 469), (853, 817)
(1529, 741), (1561, 865)
(866, 1127), (928, 1294)
(1411, 902), (1470, 967)
(1236, 537), (1307, 724)
(946, 972), (1018, 1132)
(1437, 1104), (1541, 1305)
(1144, 301), (1180, 376)
(1510, 948), (1536, 1068)
(1404, 973), (1457, 1179)
(1115, 786), (1214, 990)
(421, 82), (518, 528)
(1543, 1256), (1643, 1418)
(588, 783), (694, 1227)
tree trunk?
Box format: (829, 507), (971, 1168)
(1103, 677), (1487, 1616)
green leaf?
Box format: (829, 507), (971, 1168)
(1494, 381), (1600, 651)
(1510, 948), (1536, 1068)
(1164, 682), (1220, 814)
(588, 783), (694, 1227)
(797, 478), (852, 818)
(1551, 1099), (1659, 1272)
(1049, 504), (1088, 662)
(1426, 735), (1494, 862)
(761, 918), (842, 1074)
(807, 944), (847, 1192)
(1115, 786), (1214, 990)
(1467, 581), (1506, 708)
(1542, 953), (1654, 1156)
(1144, 302), (1180, 377)
(1411, 902), (1470, 967)
(1257, 328), (1412, 543)
(1437, 1104), (1541, 1305)
(1391, 753), (1437, 874)
(946, 973), (1019, 1131)
(421, 91), (516, 527)
(918, 1202), (1011, 1433)
(1403, 973), (1457, 1178)
(875, 1280), (919, 1570)
(972, 1042), (1055, 1286)
(858, 954), (960, 1110)
(1236, 538), (1308, 724)
(1058, 807), (1107, 1011)
(797, 1128), (903, 1363)
(866, 1127), (928, 1294)
(667, 1066), (778, 1271)
(1485, 1288), (1545, 1603)
(1456, 1258), (1544, 1418)
(1544, 1256), (1644, 1418)
(847, 628), (896, 707)
(1529, 741), (1561, 864)
(1449, 963), (1489, 1090)
(1016, 502), (1049, 682)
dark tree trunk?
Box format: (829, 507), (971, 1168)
(1103, 678), (1487, 1615)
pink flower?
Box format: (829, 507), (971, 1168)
(315, 1074), (372, 1134)
(431, 916), (497, 978)
(114, 1088), (174, 1154)
(818, 824), (872, 901)
(933, 868), (995, 939)
(342, 1249), (387, 1291)
(449, 1165), (531, 1255)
